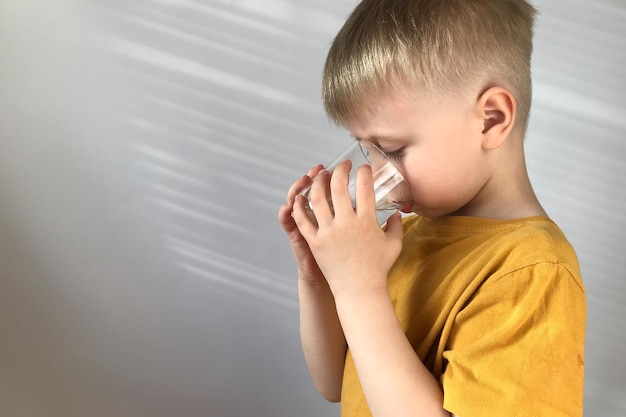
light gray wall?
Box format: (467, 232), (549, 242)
(0, 1), (624, 416)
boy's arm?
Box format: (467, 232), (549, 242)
(334, 288), (451, 417)
(298, 279), (347, 402)
(277, 165), (347, 401)
(292, 163), (453, 417)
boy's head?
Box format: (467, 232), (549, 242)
(322, 0), (537, 135)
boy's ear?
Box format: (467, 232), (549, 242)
(476, 86), (516, 150)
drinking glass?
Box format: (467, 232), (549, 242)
(301, 140), (412, 226)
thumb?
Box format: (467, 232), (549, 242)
(384, 212), (404, 240)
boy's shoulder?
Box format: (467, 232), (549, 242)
(401, 214), (582, 287)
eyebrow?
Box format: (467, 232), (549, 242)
(354, 134), (405, 145)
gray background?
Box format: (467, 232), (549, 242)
(0, 1), (624, 416)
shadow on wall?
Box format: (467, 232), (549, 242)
(0, 1), (350, 416)
(95, 0), (366, 311)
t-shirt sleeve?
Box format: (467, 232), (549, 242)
(440, 262), (586, 417)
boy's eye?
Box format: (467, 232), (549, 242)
(383, 148), (404, 161)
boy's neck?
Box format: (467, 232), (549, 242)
(452, 139), (548, 220)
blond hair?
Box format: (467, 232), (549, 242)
(322, 0), (537, 133)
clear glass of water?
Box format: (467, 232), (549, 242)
(300, 140), (412, 226)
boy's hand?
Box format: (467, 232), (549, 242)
(292, 160), (404, 297)
(278, 164), (327, 285)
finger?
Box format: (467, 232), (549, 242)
(279, 200), (315, 252)
(286, 165), (325, 203)
(308, 169), (334, 226)
(278, 200), (297, 233)
(384, 212), (404, 256)
(286, 175), (312, 202)
(307, 164), (325, 178)
(292, 194), (319, 240)
(329, 160), (354, 216)
(299, 164), (325, 202)
(355, 164), (376, 218)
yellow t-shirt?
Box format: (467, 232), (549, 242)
(340, 215), (586, 417)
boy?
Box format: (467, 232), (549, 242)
(277, 1), (586, 416)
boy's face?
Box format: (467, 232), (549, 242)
(346, 89), (493, 218)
